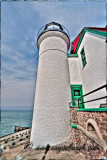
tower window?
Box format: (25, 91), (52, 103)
(80, 47), (87, 68)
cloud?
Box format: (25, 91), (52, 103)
(33, 1), (106, 40)
(1, 78), (36, 108)
(1, 1), (106, 108)
(1, 44), (38, 107)
(1, 3), (40, 108)
(1, 44), (38, 80)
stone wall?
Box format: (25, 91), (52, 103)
(77, 111), (107, 142)
(69, 108), (107, 159)
(70, 128), (106, 160)
(0, 129), (31, 152)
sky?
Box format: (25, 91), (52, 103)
(1, 1), (106, 110)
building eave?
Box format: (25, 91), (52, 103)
(71, 27), (107, 54)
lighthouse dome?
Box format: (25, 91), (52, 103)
(37, 22), (70, 49)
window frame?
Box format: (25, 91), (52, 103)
(70, 85), (85, 109)
(80, 47), (87, 68)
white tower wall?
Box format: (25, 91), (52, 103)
(30, 31), (71, 147)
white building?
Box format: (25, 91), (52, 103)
(31, 23), (107, 148)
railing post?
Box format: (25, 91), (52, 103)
(78, 99), (80, 108)
(69, 102), (71, 107)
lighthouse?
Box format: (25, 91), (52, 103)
(30, 22), (71, 148)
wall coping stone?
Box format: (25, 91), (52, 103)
(76, 108), (107, 112)
(67, 54), (78, 58)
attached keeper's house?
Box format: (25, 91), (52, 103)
(68, 27), (107, 155)
(68, 27), (107, 109)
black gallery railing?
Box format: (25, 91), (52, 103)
(37, 22), (70, 41)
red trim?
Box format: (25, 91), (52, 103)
(72, 33), (81, 54)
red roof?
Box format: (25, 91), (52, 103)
(71, 27), (107, 54)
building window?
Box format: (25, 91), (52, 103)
(74, 90), (80, 96)
(80, 47), (87, 68)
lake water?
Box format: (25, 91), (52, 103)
(0, 110), (33, 137)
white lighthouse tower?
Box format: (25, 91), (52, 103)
(30, 22), (71, 148)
